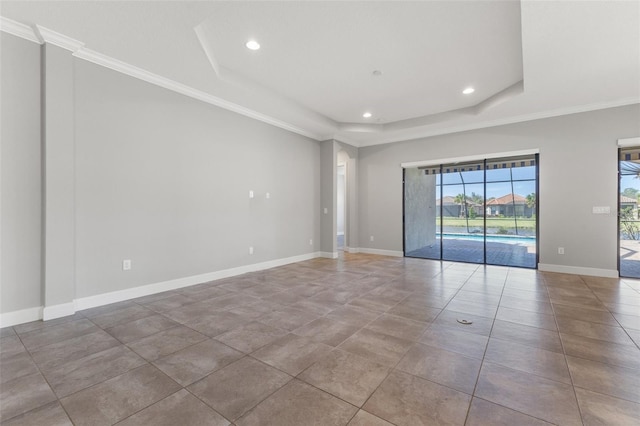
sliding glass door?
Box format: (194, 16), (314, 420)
(441, 162), (485, 263)
(619, 147), (640, 277)
(403, 154), (538, 268)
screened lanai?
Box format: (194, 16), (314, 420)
(403, 154), (538, 268)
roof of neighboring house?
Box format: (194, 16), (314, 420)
(486, 194), (527, 206)
(620, 195), (638, 204)
(436, 196), (457, 205)
(436, 196), (482, 206)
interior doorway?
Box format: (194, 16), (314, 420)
(337, 163), (346, 250)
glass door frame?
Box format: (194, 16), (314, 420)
(402, 154), (540, 269)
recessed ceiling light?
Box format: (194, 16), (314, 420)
(246, 40), (260, 50)
(372, 70), (383, 77)
(363, 112), (372, 118)
(463, 87), (475, 95)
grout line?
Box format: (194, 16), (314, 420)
(546, 273), (587, 426)
(461, 267), (509, 425)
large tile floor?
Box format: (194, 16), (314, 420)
(1, 253), (639, 425)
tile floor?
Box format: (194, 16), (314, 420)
(1, 253), (639, 425)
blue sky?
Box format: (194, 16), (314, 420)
(437, 166), (536, 199)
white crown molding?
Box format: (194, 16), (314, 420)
(35, 25), (84, 51)
(75, 48), (323, 140)
(0, 16), (41, 43)
(330, 135), (362, 148)
(0, 20), (324, 141)
(3, 19), (637, 148)
(360, 98), (640, 147)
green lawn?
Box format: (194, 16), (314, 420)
(436, 217), (536, 229)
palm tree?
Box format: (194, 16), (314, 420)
(454, 194), (467, 218)
(526, 193), (536, 217)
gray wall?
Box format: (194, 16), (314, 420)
(358, 104), (640, 272)
(73, 60), (321, 298)
(1, 33), (42, 313)
(2, 29), (639, 318)
(1, 34), (322, 316)
(43, 44), (76, 308)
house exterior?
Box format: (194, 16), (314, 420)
(620, 195), (638, 219)
(436, 196), (484, 217)
(485, 194), (534, 218)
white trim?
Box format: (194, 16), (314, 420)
(1, 22), (321, 141)
(0, 306), (43, 328)
(5, 20), (636, 148)
(358, 248), (404, 257)
(35, 25), (84, 51)
(345, 247), (360, 254)
(319, 252), (339, 259)
(617, 137), (640, 148)
(400, 149), (540, 169)
(42, 302), (76, 321)
(2, 252), (325, 326)
(73, 48), (321, 140)
(0, 16), (41, 44)
(538, 263), (618, 278)
(75, 252), (320, 311)
(365, 98), (640, 148)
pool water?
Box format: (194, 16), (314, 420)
(438, 233), (536, 244)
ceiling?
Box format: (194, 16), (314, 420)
(1, 1), (638, 147)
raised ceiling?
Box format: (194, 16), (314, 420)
(196, 1), (523, 124)
(1, 1), (638, 146)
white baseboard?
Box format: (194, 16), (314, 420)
(75, 251), (322, 311)
(358, 248), (404, 257)
(345, 247), (359, 253)
(2, 252), (324, 327)
(0, 306), (43, 328)
(319, 251), (339, 259)
(538, 263), (618, 278)
(42, 302), (76, 321)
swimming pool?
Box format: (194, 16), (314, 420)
(437, 233), (536, 244)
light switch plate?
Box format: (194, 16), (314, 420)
(592, 206), (610, 214)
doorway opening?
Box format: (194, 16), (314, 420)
(618, 146), (640, 277)
(403, 154), (539, 268)
(337, 163), (346, 250)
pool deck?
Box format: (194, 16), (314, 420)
(620, 239), (640, 277)
(407, 238), (640, 276)
(406, 238), (537, 268)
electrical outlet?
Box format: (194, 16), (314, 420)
(249, 190), (254, 199)
(558, 247), (565, 255)
(370, 236), (374, 242)
(122, 259), (131, 270)
(309, 239), (313, 245)
(249, 246), (254, 255)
